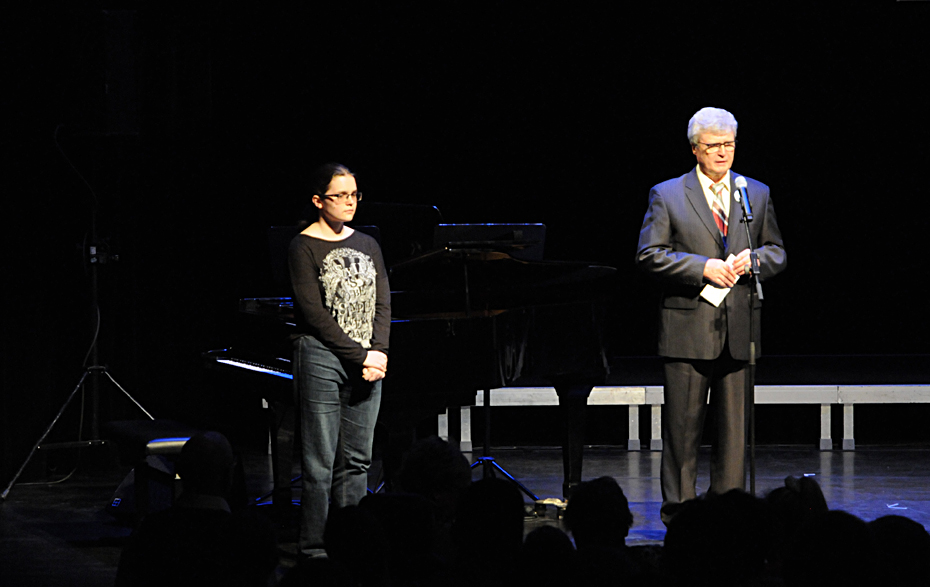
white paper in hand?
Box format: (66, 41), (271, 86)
(700, 254), (736, 307)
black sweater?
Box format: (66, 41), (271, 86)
(287, 231), (391, 365)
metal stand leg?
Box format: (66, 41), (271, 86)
(469, 387), (539, 502)
(1, 366), (153, 500)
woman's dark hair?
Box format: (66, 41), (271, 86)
(310, 162), (354, 196)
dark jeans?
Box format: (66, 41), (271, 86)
(293, 335), (381, 553)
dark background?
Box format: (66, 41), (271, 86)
(4, 4), (929, 485)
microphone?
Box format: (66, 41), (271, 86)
(733, 175), (753, 222)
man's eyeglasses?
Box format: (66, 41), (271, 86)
(697, 141), (737, 154)
(322, 191), (363, 203)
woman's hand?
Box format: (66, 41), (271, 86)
(362, 367), (386, 382)
(363, 351), (387, 381)
(364, 350), (388, 372)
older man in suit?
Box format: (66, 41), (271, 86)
(636, 107), (787, 523)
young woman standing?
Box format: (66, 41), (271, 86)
(287, 163), (390, 556)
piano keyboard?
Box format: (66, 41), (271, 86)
(215, 357), (293, 380)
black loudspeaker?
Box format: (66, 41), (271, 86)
(107, 455), (179, 522)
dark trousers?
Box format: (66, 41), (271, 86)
(660, 343), (747, 521)
(293, 335), (381, 553)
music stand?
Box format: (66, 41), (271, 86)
(433, 224), (546, 502)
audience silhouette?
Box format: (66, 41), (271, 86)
(115, 431), (277, 587)
(784, 509), (876, 587)
(115, 432), (930, 587)
(519, 525), (578, 587)
(562, 476), (642, 585)
(867, 514), (930, 586)
(450, 477), (526, 587)
(663, 489), (773, 586)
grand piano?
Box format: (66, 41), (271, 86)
(205, 203), (617, 502)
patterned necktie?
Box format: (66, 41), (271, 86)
(711, 181), (728, 238)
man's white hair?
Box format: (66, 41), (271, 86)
(687, 107), (738, 145)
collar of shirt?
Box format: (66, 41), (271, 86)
(696, 166), (731, 218)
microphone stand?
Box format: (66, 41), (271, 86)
(737, 195), (763, 496)
(2, 203), (153, 501)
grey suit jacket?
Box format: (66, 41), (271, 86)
(636, 167), (787, 361)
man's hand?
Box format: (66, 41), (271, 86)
(731, 248), (758, 276)
(704, 258), (739, 288)
(362, 367), (386, 382)
(364, 350), (388, 373)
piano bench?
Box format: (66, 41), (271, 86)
(442, 387), (650, 452)
(103, 419), (202, 519)
(447, 385), (930, 453)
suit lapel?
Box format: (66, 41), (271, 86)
(684, 167), (724, 248)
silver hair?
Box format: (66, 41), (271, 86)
(687, 107), (738, 145)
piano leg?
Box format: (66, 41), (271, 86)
(554, 381), (594, 500)
(268, 399), (297, 517)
